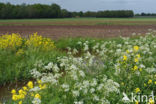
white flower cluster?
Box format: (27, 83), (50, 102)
(29, 30), (156, 104)
(30, 44), (120, 104)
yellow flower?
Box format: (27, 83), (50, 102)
(148, 98), (155, 104)
(134, 58), (139, 63)
(37, 80), (42, 84)
(18, 89), (27, 96)
(126, 50), (130, 53)
(18, 101), (22, 104)
(0, 33), (22, 49)
(136, 100), (139, 104)
(154, 81), (156, 85)
(27, 81), (33, 89)
(11, 89), (16, 95)
(20, 94), (25, 99)
(39, 84), (46, 89)
(23, 86), (28, 91)
(123, 55), (127, 61)
(134, 46), (139, 52)
(133, 65), (138, 71)
(19, 89), (23, 95)
(139, 68), (142, 72)
(35, 93), (41, 99)
(148, 80), (152, 84)
(23, 91), (27, 95)
(25, 33), (55, 50)
(135, 88), (140, 93)
(136, 54), (141, 58)
(12, 94), (18, 101)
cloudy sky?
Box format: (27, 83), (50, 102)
(0, 0), (156, 13)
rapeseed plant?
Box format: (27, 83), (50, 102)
(0, 33), (22, 49)
(25, 33), (55, 50)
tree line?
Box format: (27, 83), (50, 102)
(0, 2), (134, 19)
(135, 13), (156, 16)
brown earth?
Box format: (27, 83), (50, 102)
(0, 25), (156, 39)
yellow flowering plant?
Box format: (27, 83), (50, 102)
(135, 88), (141, 93)
(25, 33), (55, 51)
(0, 32), (58, 91)
(115, 45), (148, 95)
(11, 80), (46, 104)
(0, 33), (23, 49)
(0, 33), (55, 51)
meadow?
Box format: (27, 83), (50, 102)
(0, 18), (156, 104)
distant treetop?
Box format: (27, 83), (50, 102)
(0, 2), (134, 19)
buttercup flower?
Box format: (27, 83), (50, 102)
(27, 81), (33, 89)
(133, 65), (138, 71)
(134, 58), (139, 63)
(133, 46), (139, 52)
(35, 93), (41, 99)
(12, 94), (19, 101)
(18, 101), (22, 104)
(148, 80), (152, 84)
(11, 89), (16, 95)
(135, 88), (140, 93)
(135, 100), (139, 104)
(123, 55), (127, 61)
(148, 98), (154, 104)
(23, 86), (28, 91)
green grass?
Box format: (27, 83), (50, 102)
(0, 48), (66, 85)
(0, 18), (156, 26)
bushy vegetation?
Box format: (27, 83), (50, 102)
(135, 13), (156, 16)
(2, 30), (156, 104)
(0, 3), (62, 19)
(96, 10), (134, 18)
(0, 33), (66, 85)
(0, 2), (134, 19)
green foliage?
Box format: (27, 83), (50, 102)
(0, 2), (134, 19)
(0, 3), (62, 19)
(2, 31), (156, 104)
(96, 10), (134, 18)
(0, 33), (66, 85)
(0, 48), (66, 85)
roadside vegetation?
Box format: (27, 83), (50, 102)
(0, 30), (156, 104)
(0, 33), (65, 85)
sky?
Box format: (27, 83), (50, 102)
(0, 0), (156, 13)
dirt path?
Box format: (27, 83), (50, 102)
(0, 25), (156, 39)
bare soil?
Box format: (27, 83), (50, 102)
(0, 25), (156, 39)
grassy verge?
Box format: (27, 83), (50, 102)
(0, 34), (125, 85)
(0, 32), (151, 85)
(0, 33), (66, 85)
(0, 34), (145, 84)
(4, 31), (156, 104)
